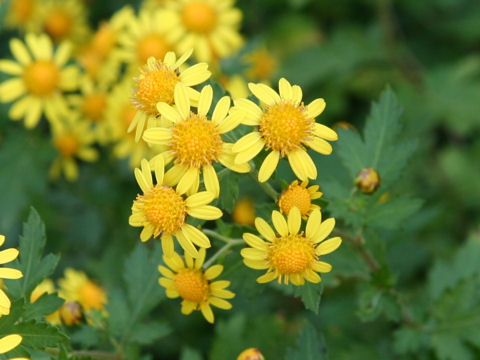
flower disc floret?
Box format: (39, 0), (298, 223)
(174, 269), (209, 302)
(82, 93), (107, 121)
(182, 1), (218, 33)
(278, 180), (322, 218)
(270, 234), (315, 274)
(23, 60), (60, 96)
(137, 33), (172, 64)
(170, 113), (223, 168)
(44, 9), (72, 41)
(55, 133), (79, 157)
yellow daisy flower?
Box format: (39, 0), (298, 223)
(129, 158), (222, 258)
(143, 83), (250, 197)
(129, 51), (211, 142)
(30, 279), (61, 325)
(116, 8), (174, 67)
(278, 180), (322, 219)
(4, 0), (37, 31)
(50, 117), (98, 181)
(164, 0), (243, 63)
(241, 207), (342, 286)
(0, 33), (79, 128)
(158, 248), (235, 323)
(0, 235), (23, 316)
(244, 47), (277, 83)
(30, 0), (89, 45)
(58, 268), (107, 312)
(232, 78), (338, 182)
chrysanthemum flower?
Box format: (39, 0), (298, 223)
(231, 78), (338, 182)
(58, 268), (106, 312)
(0, 33), (79, 128)
(241, 207), (341, 285)
(30, 279), (61, 325)
(143, 83), (250, 197)
(4, 0), (36, 31)
(0, 235), (23, 316)
(278, 180), (322, 219)
(158, 248), (235, 323)
(129, 158), (222, 258)
(129, 51), (211, 142)
(164, 0), (243, 62)
(30, 0), (89, 45)
(49, 117), (98, 181)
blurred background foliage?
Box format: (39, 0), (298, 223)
(0, 0), (480, 359)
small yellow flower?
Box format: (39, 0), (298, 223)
(129, 158), (222, 258)
(232, 78), (338, 182)
(30, 279), (61, 325)
(164, 0), (243, 63)
(237, 348), (265, 360)
(232, 197), (256, 226)
(355, 168), (381, 194)
(244, 47), (277, 82)
(241, 208), (341, 286)
(0, 33), (79, 128)
(158, 248), (235, 323)
(0, 235), (22, 316)
(58, 268), (107, 312)
(278, 180), (322, 219)
(129, 51), (211, 142)
(4, 0), (36, 31)
(143, 83), (250, 197)
(50, 117), (98, 181)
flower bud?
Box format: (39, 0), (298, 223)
(355, 168), (380, 194)
(59, 301), (84, 326)
(232, 197), (255, 226)
(237, 348), (265, 360)
(333, 122), (356, 131)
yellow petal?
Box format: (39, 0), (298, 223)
(10, 38), (31, 65)
(200, 303), (214, 323)
(243, 233), (268, 250)
(0, 249), (19, 264)
(186, 191), (214, 208)
(177, 167), (199, 195)
(314, 123), (338, 141)
(256, 271), (276, 284)
(243, 258), (269, 270)
(179, 63), (211, 86)
(287, 207), (301, 235)
(241, 248), (266, 261)
(305, 208), (322, 239)
(233, 98), (262, 125)
(209, 297), (232, 310)
(212, 96), (231, 125)
(204, 264), (223, 280)
(258, 150), (279, 182)
(175, 231), (199, 258)
(312, 218), (335, 243)
(0, 79), (25, 102)
(203, 164), (220, 198)
(234, 140), (264, 164)
(181, 224), (211, 248)
(198, 85), (213, 116)
(0, 334), (22, 354)
(0, 268), (23, 279)
(316, 237), (342, 255)
(157, 102), (181, 123)
(216, 111), (242, 134)
(161, 234), (175, 258)
(142, 127), (172, 144)
(248, 83), (280, 106)
(306, 137), (333, 155)
(312, 261), (332, 273)
(271, 210), (288, 236)
(278, 78), (293, 100)
(187, 205), (222, 220)
(0, 60), (23, 75)
(174, 83), (190, 119)
(232, 131), (262, 153)
(254, 218), (275, 241)
(306, 98), (326, 118)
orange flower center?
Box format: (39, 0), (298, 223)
(259, 102), (313, 155)
(23, 60), (60, 96)
(278, 182), (311, 217)
(181, 1), (217, 34)
(139, 185), (186, 235)
(44, 9), (72, 41)
(11, 0), (34, 22)
(170, 113), (223, 168)
(133, 62), (178, 115)
(248, 50), (277, 81)
(79, 281), (105, 311)
(136, 33), (171, 65)
(174, 268), (209, 302)
(82, 93), (107, 121)
(232, 198), (255, 226)
(55, 134), (79, 157)
(91, 24), (116, 57)
(270, 234), (315, 274)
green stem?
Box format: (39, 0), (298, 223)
(204, 239), (244, 268)
(248, 161), (279, 201)
(203, 229), (233, 244)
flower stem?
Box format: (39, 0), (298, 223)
(248, 161), (279, 201)
(203, 229), (244, 268)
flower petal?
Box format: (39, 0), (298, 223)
(204, 264), (223, 280)
(312, 218), (335, 243)
(203, 164), (220, 198)
(306, 98), (326, 118)
(258, 150), (279, 182)
(254, 218), (275, 241)
(187, 205), (222, 220)
(186, 191), (214, 208)
(198, 85), (213, 116)
(287, 207), (301, 235)
(316, 237), (342, 255)
(272, 210), (288, 236)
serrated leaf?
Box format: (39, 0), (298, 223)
(106, 287), (130, 338)
(23, 293), (64, 321)
(16, 320), (68, 349)
(129, 322), (171, 345)
(293, 282), (323, 314)
(365, 196), (423, 230)
(5, 208), (59, 299)
(285, 322), (327, 360)
(335, 129), (367, 178)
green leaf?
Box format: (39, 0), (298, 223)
(23, 293), (64, 321)
(180, 347), (203, 360)
(0, 299), (24, 335)
(219, 171), (240, 213)
(71, 324), (100, 348)
(5, 208), (60, 299)
(293, 282), (323, 314)
(106, 287), (130, 337)
(129, 322), (171, 345)
(15, 320), (68, 349)
(285, 322), (327, 360)
(365, 196), (423, 230)
(335, 129), (367, 179)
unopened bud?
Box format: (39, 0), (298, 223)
(59, 301), (84, 326)
(237, 348), (265, 360)
(355, 168), (380, 194)
(232, 197), (255, 226)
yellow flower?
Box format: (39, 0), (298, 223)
(49, 117), (98, 181)
(158, 248), (235, 323)
(30, 279), (61, 325)
(117, 8), (174, 67)
(241, 207), (341, 286)
(0, 33), (79, 128)
(237, 348), (265, 360)
(232, 197), (255, 226)
(29, 0), (89, 45)
(232, 78), (338, 182)
(129, 158), (223, 258)
(4, 0), (37, 31)
(220, 74), (249, 99)
(0, 235), (22, 316)
(244, 47), (277, 82)
(143, 83), (250, 197)
(164, 0), (243, 63)
(58, 268), (106, 312)
(129, 51), (211, 142)
(278, 180), (322, 219)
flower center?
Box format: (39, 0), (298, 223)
(140, 185), (187, 235)
(12, 0), (34, 22)
(259, 102), (313, 155)
(174, 269), (209, 303)
(170, 113), (223, 168)
(248, 50), (277, 81)
(79, 281), (105, 311)
(82, 93), (107, 121)
(181, 1), (217, 34)
(44, 9), (72, 41)
(136, 33), (171, 65)
(23, 60), (59, 96)
(133, 62), (178, 115)
(55, 134), (79, 157)
(278, 183), (311, 217)
(270, 234), (315, 274)
(91, 24), (116, 57)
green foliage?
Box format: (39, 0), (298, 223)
(285, 322), (327, 360)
